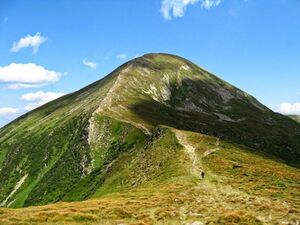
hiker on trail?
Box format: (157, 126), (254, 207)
(200, 170), (205, 180)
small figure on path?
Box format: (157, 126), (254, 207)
(200, 170), (205, 180)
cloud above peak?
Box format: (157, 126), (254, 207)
(0, 63), (62, 89)
(277, 102), (300, 115)
(117, 54), (128, 59)
(83, 58), (97, 69)
(161, 0), (223, 19)
(11, 32), (47, 53)
(0, 107), (18, 116)
(22, 91), (66, 111)
(201, 0), (222, 9)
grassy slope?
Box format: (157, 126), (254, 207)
(0, 128), (299, 225)
(0, 69), (119, 208)
(289, 115), (300, 123)
(0, 53), (299, 224)
(96, 53), (300, 166)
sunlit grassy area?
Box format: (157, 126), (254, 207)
(0, 129), (299, 225)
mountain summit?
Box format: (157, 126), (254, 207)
(0, 54), (299, 224)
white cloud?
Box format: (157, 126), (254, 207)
(117, 54), (128, 59)
(0, 107), (20, 127)
(0, 107), (19, 116)
(201, 0), (222, 9)
(0, 63), (62, 89)
(24, 103), (42, 111)
(161, 0), (198, 20)
(22, 91), (66, 111)
(83, 58), (97, 69)
(277, 102), (300, 115)
(11, 32), (47, 53)
(160, 0), (223, 19)
(6, 83), (41, 90)
(21, 91), (66, 102)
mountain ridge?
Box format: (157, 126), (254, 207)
(0, 53), (299, 224)
(0, 53), (273, 132)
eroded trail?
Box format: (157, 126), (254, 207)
(203, 138), (220, 157)
(173, 129), (298, 225)
(174, 129), (219, 179)
(174, 130), (199, 176)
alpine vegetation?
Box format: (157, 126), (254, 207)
(0, 54), (299, 225)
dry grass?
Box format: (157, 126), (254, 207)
(0, 174), (298, 224)
(0, 129), (299, 225)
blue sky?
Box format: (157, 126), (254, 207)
(0, 0), (300, 127)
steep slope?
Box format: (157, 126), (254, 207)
(93, 53), (300, 165)
(0, 53), (299, 221)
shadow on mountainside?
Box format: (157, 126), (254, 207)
(129, 78), (300, 167)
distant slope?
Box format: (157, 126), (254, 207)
(0, 53), (299, 214)
(289, 115), (300, 123)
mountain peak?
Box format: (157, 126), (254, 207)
(0, 54), (299, 211)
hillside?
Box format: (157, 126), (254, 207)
(0, 53), (299, 224)
(289, 115), (300, 123)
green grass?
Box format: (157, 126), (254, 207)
(202, 141), (300, 206)
(0, 53), (299, 224)
(0, 128), (299, 224)
(0, 69), (118, 208)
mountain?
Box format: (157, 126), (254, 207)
(289, 115), (300, 123)
(0, 53), (299, 225)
